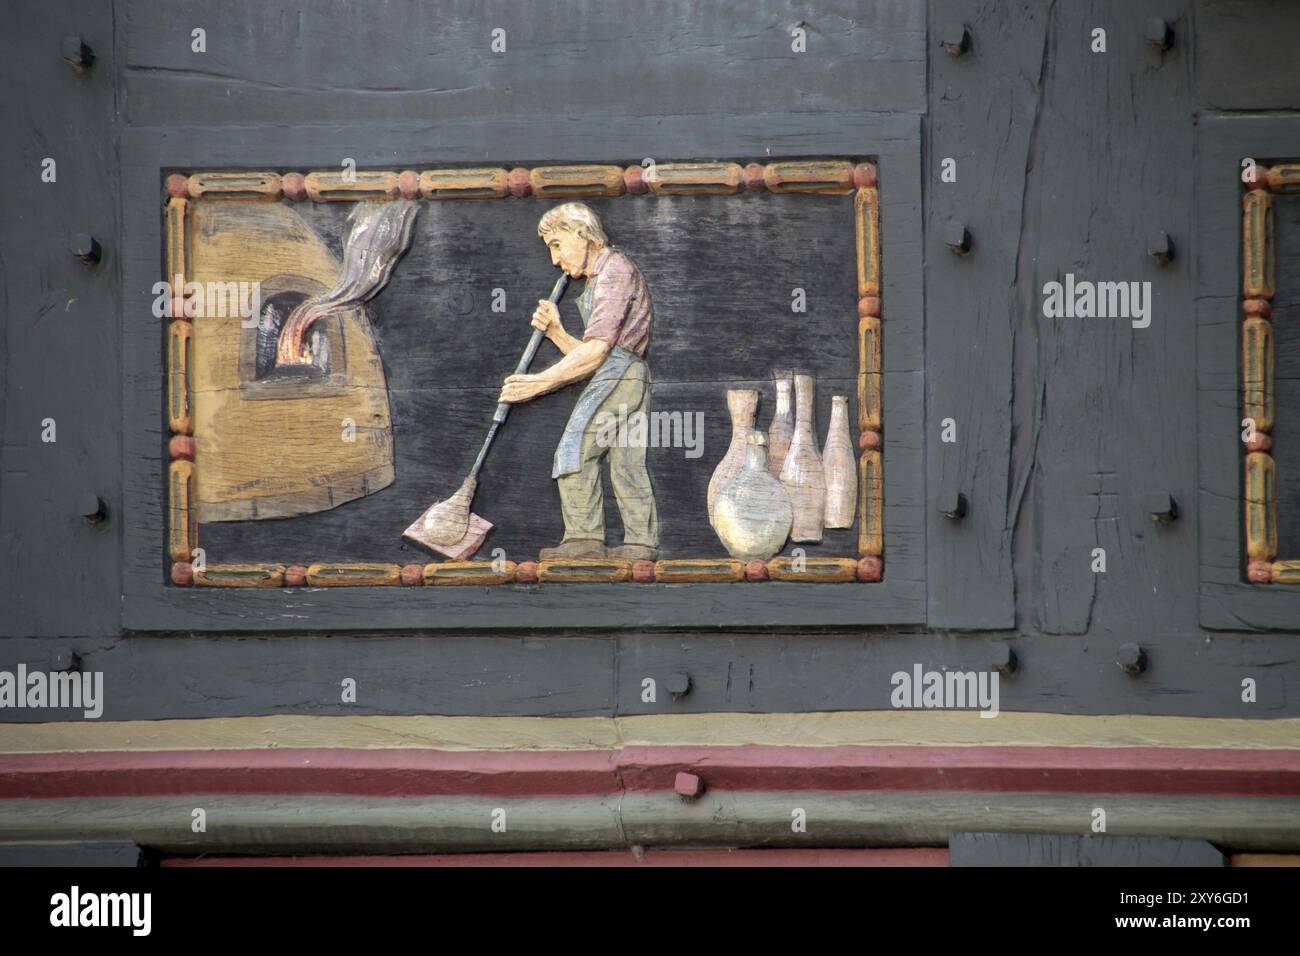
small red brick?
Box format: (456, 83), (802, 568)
(674, 771), (703, 798)
(859, 430), (882, 451)
(742, 163), (766, 191)
(632, 559), (656, 582)
(853, 163), (878, 188)
(515, 560), (539, 583)
(857, 556), (883, 582)
(1248, 560), (1273, 584)
(623, 165), (649, 195)
(508, 168), (532, 199)
(284, 565), (308, 587)
(281, 173), (308, 201)
(1243, 298), (1272, 318)
(400, 563), (424, 586)
(744, 559), (769, 582)
(858, 296), (881, 318)
(169, 435), (196, 460)
(166, 174), (191, 199)
(171, 561), (194, 586)
(1246, 433), (1273, 453)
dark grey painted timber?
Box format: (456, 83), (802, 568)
(1022, 2), (1200, 636)
(118, 0), (927, 128)
(118, 115), (927, 631)
(0, 842), (146, 868)
(1, 0), (1299, 737)
(0, 628), (1294, 720)
(1194, 0), (1300, 111)
(948, 833), (1225, 867)
(923, 0), (1049, 630)
(0, 0), (123, 638)
(1196, 115), (1300, 631)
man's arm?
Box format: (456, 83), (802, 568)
(531, 299), (582, 355)
(499, 339), (610, 404)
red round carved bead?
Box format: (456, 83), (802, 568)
(400, 563), (424, 586)
(508, 168), (532, 199)
(632, 559), (656, 582)
(170, 296), (189, 320)
(166, 174), (191, 199)
(742, 163), (766, 191)
(1248, 560), (1273, 584)
(857, 296), (881, 318)
(744, 560), (769, 582)
(1246, 167), (1271, 191)
(1243, 298), (1272, 318)
(857, 556), (883, 582)
(169, 435), (196, 460)
(398, 170), (421, 200)
(852, 163), (878, 188)
(859, 430), (882, 451)
(1246, 433), (1273, 453)
(171, 561), (194, 586)
(284, 565), (308, 587)
(515, 560), (539, 583)
(281, 173), (308, 201)
(623, 165), (649, 195)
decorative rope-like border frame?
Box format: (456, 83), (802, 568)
(1242, 163), (1300, 585)
(163, 160), (883, 588)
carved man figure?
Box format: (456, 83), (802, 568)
(498, 202), (660, 560)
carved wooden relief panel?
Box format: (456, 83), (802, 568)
(161, 160), (884, 589)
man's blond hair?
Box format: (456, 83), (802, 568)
(537, 202), (609, 247)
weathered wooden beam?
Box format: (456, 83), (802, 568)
(186, 172), (281, 201)
(1242, 190), (1275, 299)
(1245, 452), (1277, 562)
(528, 165), (625, 199)
(305, 563), (402, 586)
(303, 171), (399, 202)
(193, 564), (286, 588)
(653, 559), (745, 583)
(418, 167), (509, 200)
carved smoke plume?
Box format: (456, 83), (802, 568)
(274, 200), (418, 366)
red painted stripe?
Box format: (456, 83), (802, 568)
(1, 745), (1298, 799)
(163, 848), (950, 867)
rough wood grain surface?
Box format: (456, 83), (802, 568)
(2, 0), (1299, 732)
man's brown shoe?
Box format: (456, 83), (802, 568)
(538, 540), (606, 560)
(607, 544), (658, 561)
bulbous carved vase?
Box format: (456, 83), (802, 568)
(712, 432), (793, 561)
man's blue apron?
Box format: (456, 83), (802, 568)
(551, 271), (644, 478)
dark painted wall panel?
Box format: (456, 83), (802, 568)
(1025, 1), (1198, 637)
(119, 0), (926, 126)
(1194, 0), (1300, 110)
(0, 0), (122, 637)
(1, 0), (1299, 721)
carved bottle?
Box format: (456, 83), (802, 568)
(823, 395), (857, 528)
(767, 370), (794, 478)
(712, 433), (793, 561)
(707, 388), (759, 520)
(779, 373), (826, 542)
